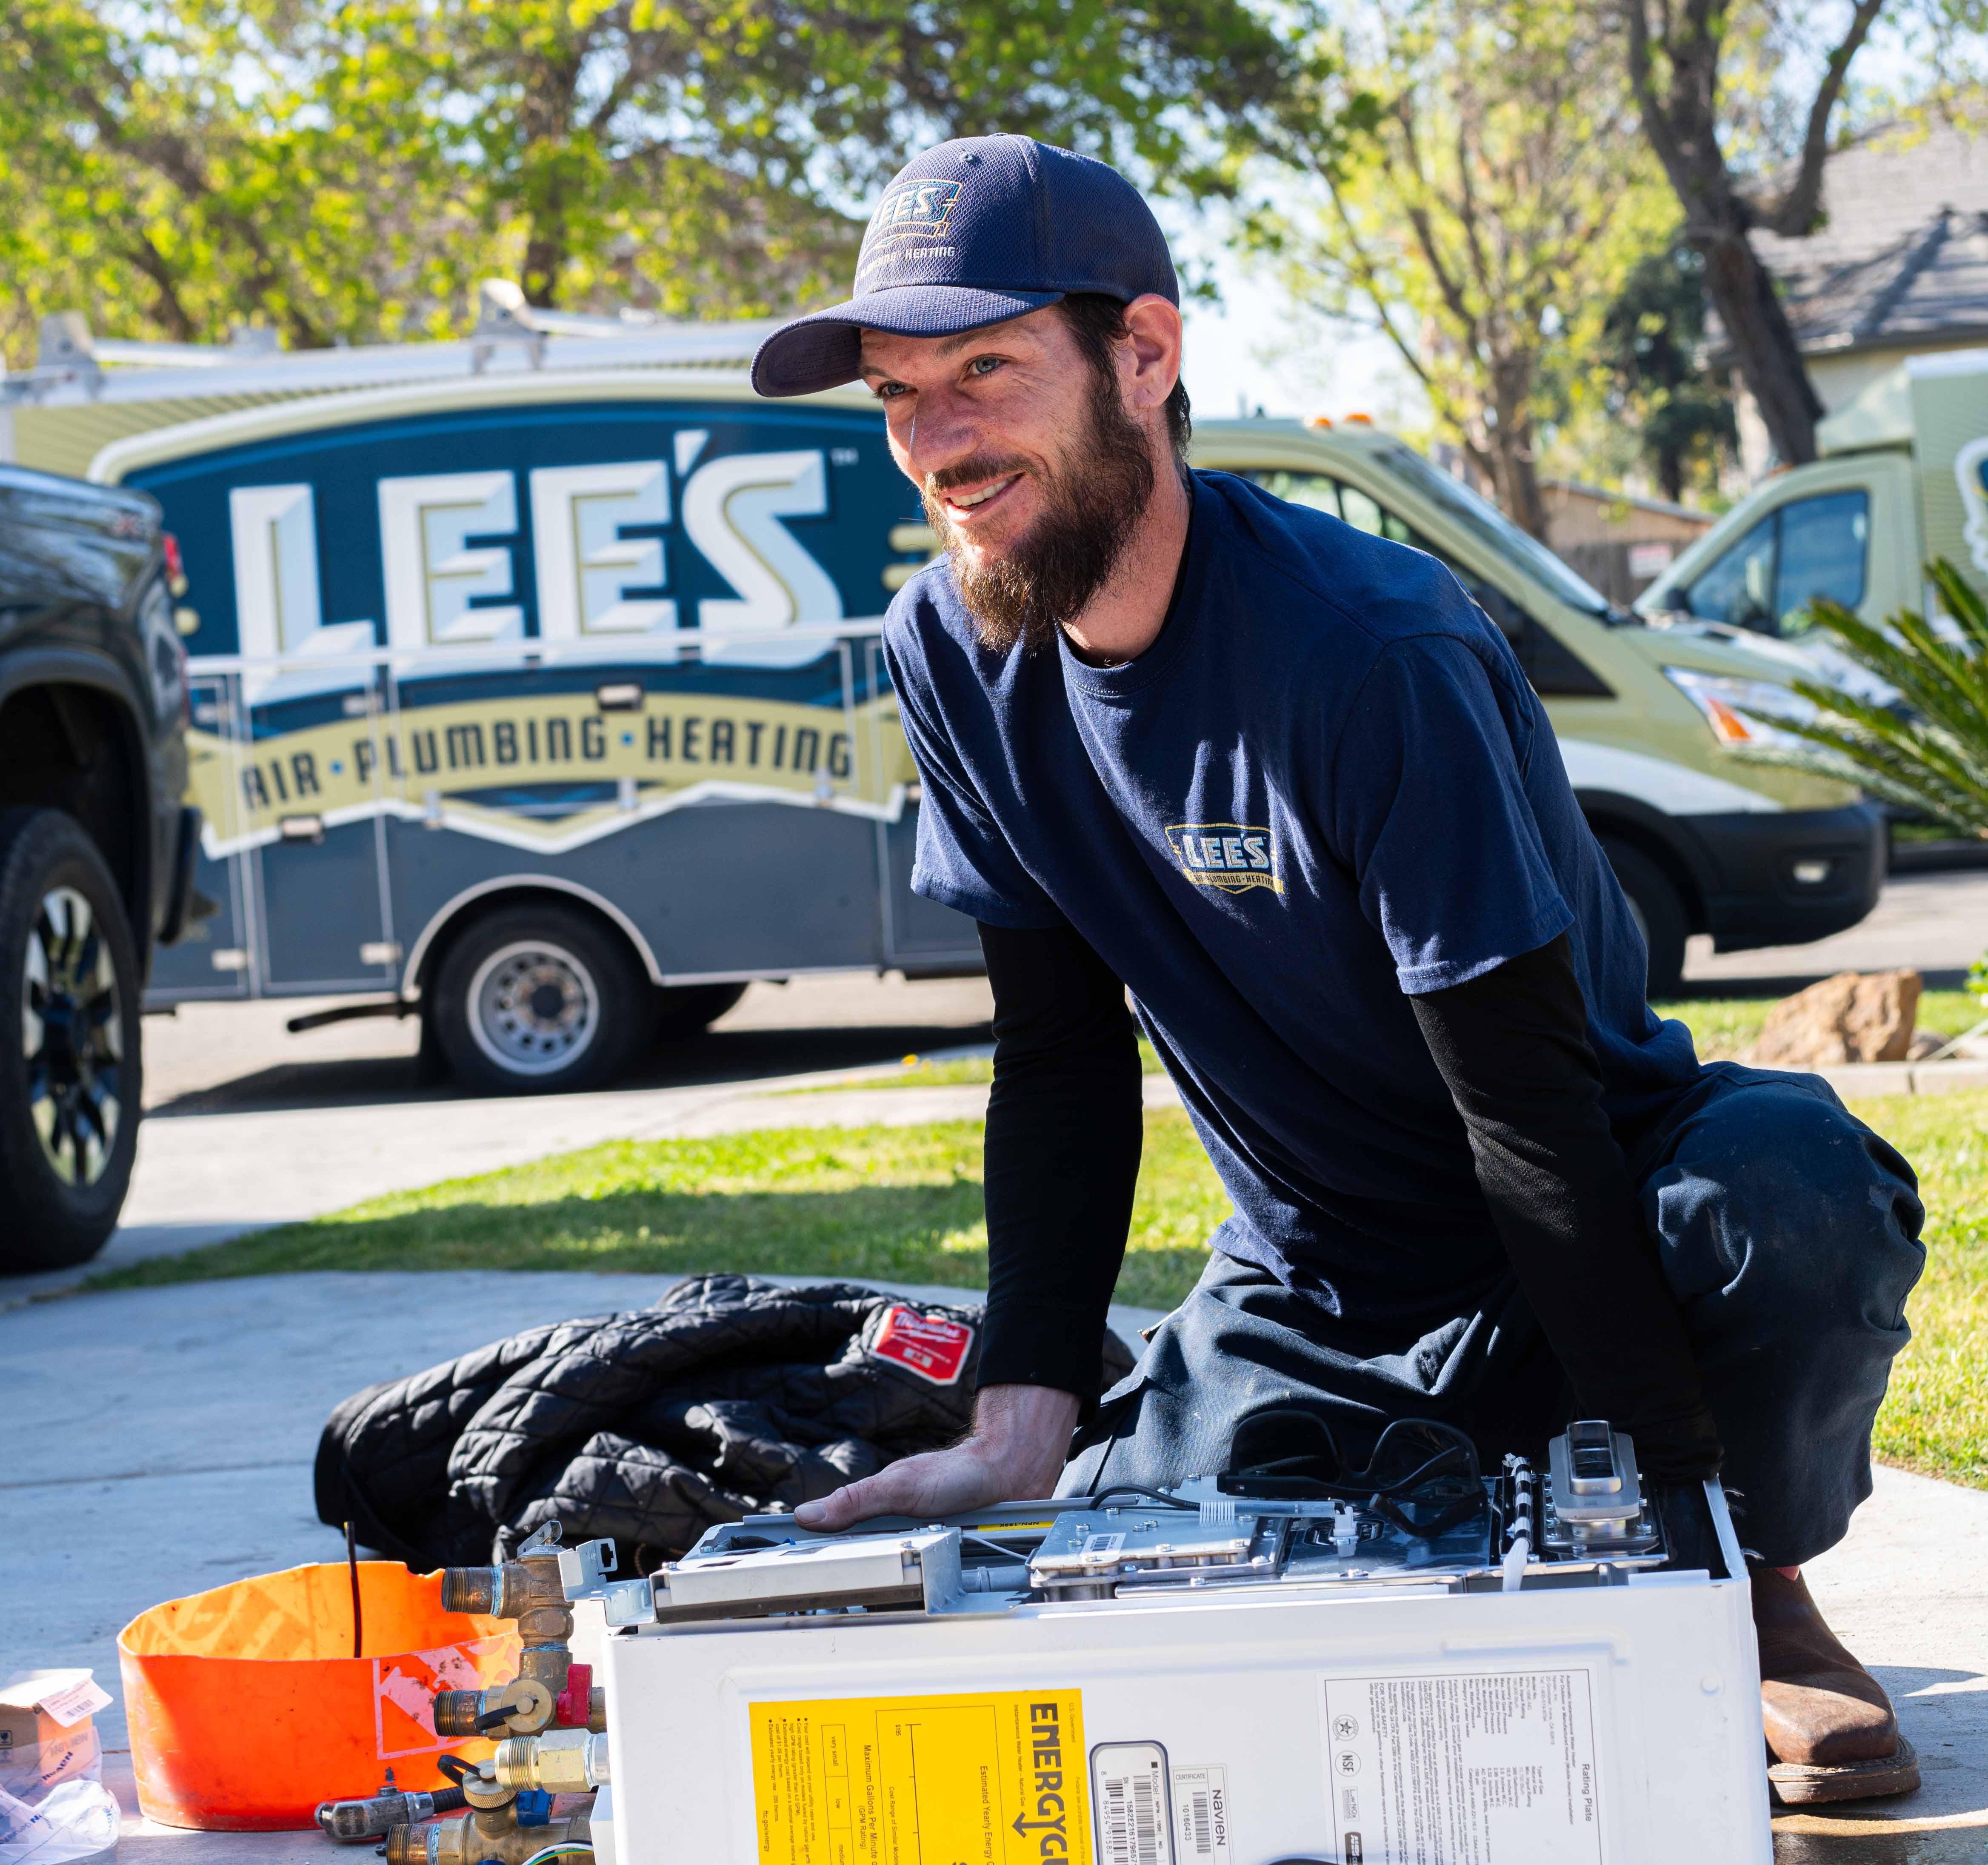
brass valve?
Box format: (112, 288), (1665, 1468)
(382, 1767), (591, 1865)
(436, 1524), (577, 1735)
(492, 1727), (611, 1793)
(431, 1674), (556, 1739)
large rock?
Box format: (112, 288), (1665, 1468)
(1748, 970), (1923, 1068)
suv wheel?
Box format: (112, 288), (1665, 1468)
(0, 808), (143, 1270)
(1599, 837), (1688, 1000)
(431, 903), (654, 1094)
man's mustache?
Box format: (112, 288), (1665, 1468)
(926, 454), (1037, 499)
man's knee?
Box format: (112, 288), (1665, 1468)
(1643, 1080), (1924, 1331)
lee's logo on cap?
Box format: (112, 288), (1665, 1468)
(870, 1306), (974, 1385)
(868, 177), (963, 243)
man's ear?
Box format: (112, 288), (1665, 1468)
(1119, 294), (1184, 418)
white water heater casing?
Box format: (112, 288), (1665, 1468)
(576, 1449), (1771, 1865)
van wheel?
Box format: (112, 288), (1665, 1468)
(1599, 838), (1688, 1000)
(654, 981), (749, 1042)
(0, 808), (143, 1270)
(432, 904), (654, 1095)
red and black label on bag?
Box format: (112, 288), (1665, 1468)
(869, 1307), (975, 1386)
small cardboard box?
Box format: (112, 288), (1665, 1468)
(0, 1670), (109, 1787)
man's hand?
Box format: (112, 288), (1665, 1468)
(793, 1385), (1082, 1531)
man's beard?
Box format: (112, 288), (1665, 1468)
(923, 365), (1158, 655)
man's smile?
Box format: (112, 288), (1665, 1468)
(939, 472), (1025, 522)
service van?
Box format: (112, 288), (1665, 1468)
(1637, 346), (1988, 679)
(0, 291), (1881, 1090)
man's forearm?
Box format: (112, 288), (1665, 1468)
(1411, 933), (1722, 1481)
(978, 921), (1144, 1396)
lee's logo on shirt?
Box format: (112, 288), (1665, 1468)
(1165, 822), (1282, 893)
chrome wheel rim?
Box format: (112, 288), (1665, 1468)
(466, 939), (600, 1076)
(23, 887), (123, 1186)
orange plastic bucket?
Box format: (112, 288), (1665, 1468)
(118, 1561), (520, 1830)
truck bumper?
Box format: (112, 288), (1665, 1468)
(157, 805), (205, 947)
(1680, 801), (1887, 954)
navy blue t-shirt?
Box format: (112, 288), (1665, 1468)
(882, 472), (1702, 1330)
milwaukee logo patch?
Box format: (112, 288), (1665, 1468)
(869, 1307), (974, 1385)
(1164, 822), (1282, 893)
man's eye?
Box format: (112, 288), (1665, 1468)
(873, 381), (908, 400)
(968, 356), (1003, 377)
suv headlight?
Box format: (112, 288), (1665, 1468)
(1662, 666), (1813, 748)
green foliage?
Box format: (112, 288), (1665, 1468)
(1600, 240), (1737, 506)
(0, 0), (1305, 361)
(1738, 559), (1988, 838)
(1241, 0), (1676, 536)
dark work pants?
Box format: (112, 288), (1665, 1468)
(1059, 1065), (1926, 1568)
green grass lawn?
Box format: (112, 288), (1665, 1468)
(1856, 1089), (1988, 1487)
(87, 1089), (1988, 1487)
(90, 1110), (1228, 1313)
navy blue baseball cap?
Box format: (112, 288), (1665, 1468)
(751, 134), (1179, 398)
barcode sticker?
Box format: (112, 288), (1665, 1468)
(1092, 1741), (1173, 1865)
(1170, 1764), (1231, 1863)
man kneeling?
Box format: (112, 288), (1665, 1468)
(751, 133), (1928, 1808)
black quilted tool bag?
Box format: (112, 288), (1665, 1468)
(314, 1273), (1132, 1571)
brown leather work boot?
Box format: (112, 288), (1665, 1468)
(1754, 1566), (1919, 1805)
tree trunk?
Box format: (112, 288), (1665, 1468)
(1487, 352), (1549, 541)
(1657, 443), (1685, 506)
(1693, 222), (1822, 466)
(522, 225), (568, 308)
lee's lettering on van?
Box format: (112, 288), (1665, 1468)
(1164, 823), (1281, 894)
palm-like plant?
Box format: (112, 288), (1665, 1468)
(1739, 558), (1988, 838)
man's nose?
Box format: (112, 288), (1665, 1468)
(898, 388), (982, 481)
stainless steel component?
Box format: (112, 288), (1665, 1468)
(1544, 1421), (1660, 1556)
(648, 1526), (964, 1623)
(1028, 1511), (1284, 1596)
(314, 1769), (458, 1841)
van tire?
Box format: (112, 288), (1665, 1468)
(1599, 838), (1688, 1000)
(432, 903), (654, 1095)
(0, 807), (143, 1270)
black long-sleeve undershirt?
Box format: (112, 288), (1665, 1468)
(1408, 934), (1722, 1481)
(974, 921), (1722, 1482)
(976, 921), (1144, 1398)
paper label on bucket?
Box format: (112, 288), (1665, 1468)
(1320, 1669), (1602, 1865)
(372, 1636), (515, 1760)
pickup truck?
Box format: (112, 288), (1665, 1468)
(0, 465), (199, 1270)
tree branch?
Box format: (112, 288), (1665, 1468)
(1757, 0), (1887, 236)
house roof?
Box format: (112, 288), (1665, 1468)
(1748, 122), (1988, 358)
(1539, 478), (1711, 524)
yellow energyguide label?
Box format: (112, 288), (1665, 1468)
(750, 1688), (1091, 1865)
